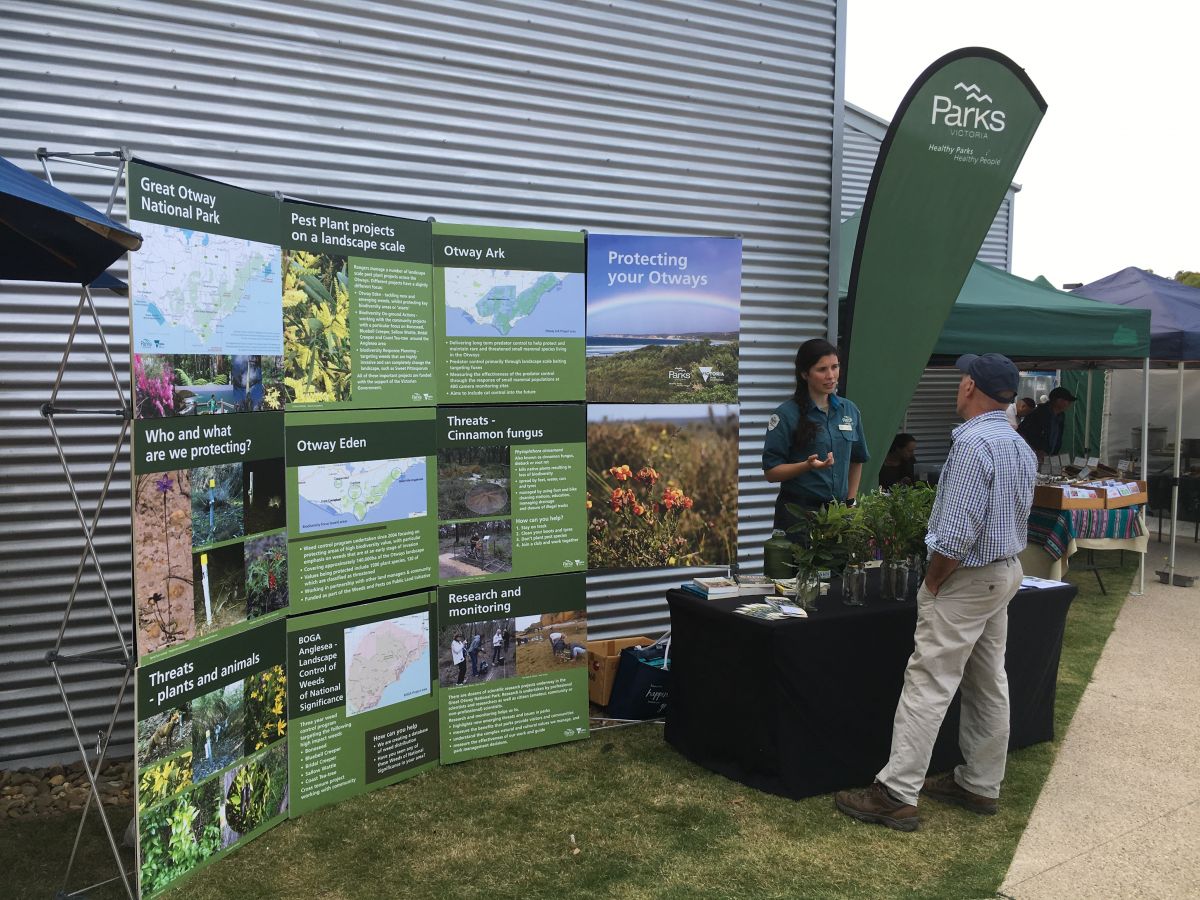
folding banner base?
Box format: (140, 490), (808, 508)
(37, 148), (138, 900)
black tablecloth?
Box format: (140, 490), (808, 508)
(664, 573), (1076, 800)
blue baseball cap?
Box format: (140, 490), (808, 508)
(955, 353), (1019, 403)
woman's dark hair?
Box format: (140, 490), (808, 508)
(889, 433), (917, 454)
(790, 339), (840, 451)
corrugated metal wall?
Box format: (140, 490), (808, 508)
(0, 0), (844, 765)
(840, 103), (1016, 467)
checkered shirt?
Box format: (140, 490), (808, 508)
(926, 410), (1038, 567)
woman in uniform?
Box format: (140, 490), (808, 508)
(762, 338), (869, 536)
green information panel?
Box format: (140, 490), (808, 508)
(285, 407), (437, 612)
(134, 619), (288, 898)
(433, 223), (585, 403)
(281, 200), (434, 409)
(286, 591), (437, 816)
(436, 405), (586, 585)
(132, 413), (289, 663)
(128, 160), (285, 420)
(437, 573), (588, 764)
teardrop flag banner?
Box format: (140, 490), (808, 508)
(842, 47), (1046, 488)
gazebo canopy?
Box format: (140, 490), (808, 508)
(839, 212), (1151, 366)
(1072, 266), (1200, 362)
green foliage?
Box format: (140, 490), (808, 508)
(788, 500), (868, 575)
(138, 778), (222, 896)
(246, 536), (287, 618)
(243, 665), (287, 754)
(225, 747), (287, 836)
(139, 752), (194, 813)
(283, 251), (351, 403)
(587, 340), (739, 403)
(1174, 270), (1200, 289)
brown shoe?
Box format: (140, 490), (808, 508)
(834, 782), (919, 832)
(921, 772), (998, 815)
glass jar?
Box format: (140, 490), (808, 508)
(841, 564), (867, 606)
(794, 570), (821, 612)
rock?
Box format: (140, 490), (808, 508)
(49, 774), (66, 786)
(19, 784), (37, 798)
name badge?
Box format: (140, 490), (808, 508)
(838, 424), (853, 431)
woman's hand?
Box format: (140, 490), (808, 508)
(806, 452), (835, 469)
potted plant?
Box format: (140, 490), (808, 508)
(878, 482), (931, 602)
(786, 500), (862, 610)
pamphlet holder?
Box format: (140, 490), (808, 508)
(36, 148), (137, 899)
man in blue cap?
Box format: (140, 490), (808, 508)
(835, 353), (1038, 831)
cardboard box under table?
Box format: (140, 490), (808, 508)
(587, 636), (653, 706)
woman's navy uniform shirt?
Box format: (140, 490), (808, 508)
(762, 394), (870, 512)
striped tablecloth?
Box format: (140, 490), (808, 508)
(1027, 505), (1145, 561)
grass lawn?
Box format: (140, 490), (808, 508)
(6, 555), (1137, 900)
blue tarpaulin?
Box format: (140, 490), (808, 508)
(1073, 267), (1200, 362)
(0, 155), (140, 285)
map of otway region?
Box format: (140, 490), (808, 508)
(297, 457), (428, 534)
(130, 221), (282, 355)
(443, 268), (584, 339)
(344, 611), (431, 717)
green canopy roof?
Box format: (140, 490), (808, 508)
(838, 213), (1150, 364)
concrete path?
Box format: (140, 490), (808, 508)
(1001, 535), (1200, 899)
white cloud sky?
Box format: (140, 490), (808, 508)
(846, 1), (1200, 288)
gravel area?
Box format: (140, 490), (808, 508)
(1, 759), (132, 820)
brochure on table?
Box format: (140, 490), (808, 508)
(437, 572), (589, 764)
(287, 592), (437, 816)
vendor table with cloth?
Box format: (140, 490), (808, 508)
(1020, 505), (1147, 581)
(664, 577), (1076, 801)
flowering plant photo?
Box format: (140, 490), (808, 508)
(586, 404), (737, 569)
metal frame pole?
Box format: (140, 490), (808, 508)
(1138, 358), (1149, 595)
(34, 148), (138, 900)
(1168, 361), (1184, 582)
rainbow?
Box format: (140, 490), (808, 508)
(588, 289), (740, 320)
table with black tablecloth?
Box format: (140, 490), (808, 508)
(664, 574), (1076, 800)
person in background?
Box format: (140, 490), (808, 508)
(835, 353), (1037, 832)
(1018, 386), (1076, 465)
(492, 626), (503, 665)
(467, 631), (482, 678)
(1004, 396), (1036, 430)
(451, 633), (466, 685)
(762, 339), (869, 537)
(879, 434), (918, 490)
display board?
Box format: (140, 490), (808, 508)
(280, 200), (434, 408)
(437, 573), (588, 764)
(433, 223), (585, 403)
(285, 408), (438, 614)
(586, 403), (738, 569)
(129, 161), (284, 419)
(586, 234), (741, 404)
(436, 405), (586, 584)
(132, 413), (289, 661)
(287, 591), (437, 816)
(134, 618), (288, 898)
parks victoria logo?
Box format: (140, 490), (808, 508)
(927, 81), (1008, 168)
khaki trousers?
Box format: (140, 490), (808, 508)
(877, 557), (1023, 806)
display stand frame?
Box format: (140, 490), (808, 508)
(36, 147), (137, 900)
